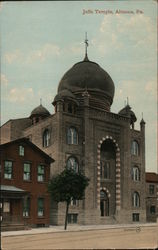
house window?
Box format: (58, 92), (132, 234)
(3, 201), (10, 213)
(67, 157), (79, 172)
(149, 185), (155, 195)
(23, 163), (31, 181)
(37, 198), (44, 217)
(132, 166), (140, 181)
(100, 162), (110, 179)
(132, 192), (140, 207)
(37, 165), (45, 182)
(19, 145), (24, 156)
(131, 140), (139, 156)
(132, 213), (139, 222)
(43, 129), (51, 147)
(4, 161), (12, 179)
(23, 197), (30, 217)
(68, 213), (78, 224)
(67, 127), (78, 145)
(150, 206), (156, 214)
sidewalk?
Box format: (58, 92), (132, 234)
(2, 222), (158, 237)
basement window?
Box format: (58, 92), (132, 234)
(68, 213), (78, 224)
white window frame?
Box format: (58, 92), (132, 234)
(19, 145), (24, 156)
(37, 198), (44, 217)
(4, 161), (12, 179)
(23, 163), (31, 181)
(67, 127), (78, 145)
(37, 165), (45, 182)
(132, 166), (140, 181)
(132, 192), (140, 207)
(43, 129), (51, 147)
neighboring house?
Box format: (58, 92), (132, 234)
(0, 138), (54, 230)
(146, 172), (158, 222)
(0, 51), (147, 225)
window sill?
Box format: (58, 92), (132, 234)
(43, 145), (51, 148)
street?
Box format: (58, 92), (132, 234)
(1, 224), (158, 249)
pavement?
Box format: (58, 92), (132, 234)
(2, 222), (157, 237)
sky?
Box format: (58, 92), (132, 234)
(0, 1), (157, 173)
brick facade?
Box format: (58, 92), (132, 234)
(0, 138), (54, 228)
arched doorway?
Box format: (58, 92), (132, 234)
(100, 139), (116, 215)
(97, 136), (121, 212)
(100, 190), (109, 216)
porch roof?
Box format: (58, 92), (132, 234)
(1, 185), (28, 199)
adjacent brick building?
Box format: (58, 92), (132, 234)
(0, 138), (54, 230)
(146, 172), (158, 222)
(1, 52), (147, 225)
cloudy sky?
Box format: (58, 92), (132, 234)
(0, 1), (157, 172)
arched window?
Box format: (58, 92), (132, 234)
(132, 192), (140, 207)
(67, 127), (78, 145)
(67, 157), (79, 172)
(100, 161), (110, 179)
(131, 140), (139, 156)
(132, 166), (140, 181)
(43, 129), (51, 147)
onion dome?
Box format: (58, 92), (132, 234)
(30, 104), (50, 119)
(119, 104), (137, 125)
(53, 89), (78, 105)
(57, 59), (115, 111)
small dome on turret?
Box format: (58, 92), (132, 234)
(119, 104), (137, 126)
(53, 89), (78, 105)
(30, 104), (50, 119)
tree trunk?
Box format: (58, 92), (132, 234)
(64, 201), (69, 230)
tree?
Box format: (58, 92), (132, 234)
(48, 168), (89, 230)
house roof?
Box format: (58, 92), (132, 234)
(146, 172), (158, 183)
(0, 137), (54, 164)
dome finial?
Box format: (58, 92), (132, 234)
(127, 96), (129, 105)
(84, 32), (89, 61)
(40, 98), (42, 105)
